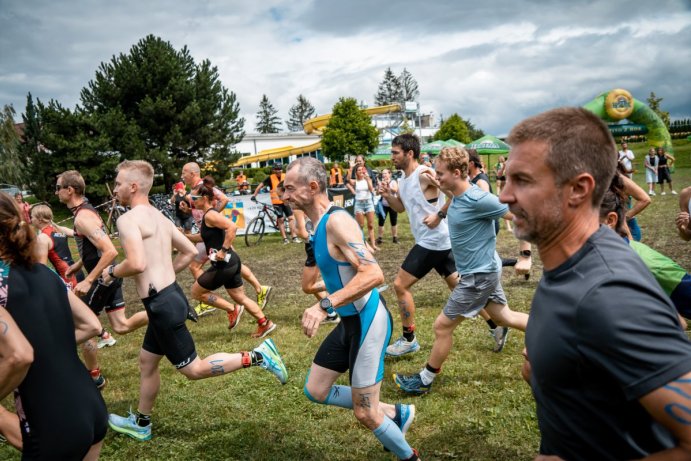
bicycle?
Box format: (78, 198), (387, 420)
(244, 198), (289, 247)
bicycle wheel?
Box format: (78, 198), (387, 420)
(244, 217), (266, 247)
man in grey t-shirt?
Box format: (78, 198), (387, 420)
(499, 107), (691, 460)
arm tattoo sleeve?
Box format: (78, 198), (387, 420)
(347, 242), (377, 264)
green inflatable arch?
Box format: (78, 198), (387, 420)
(583, 88), (674, 154)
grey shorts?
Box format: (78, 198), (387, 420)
(443, 271), (507, 320)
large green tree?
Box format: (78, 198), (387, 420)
(256, 94), (281, 133)
(646, 91), (670, 128)
(79, 34), (244, 185)
(433, 113), (471, 143)
(374, 68), (403, 106)
(321, 97), (379, 162)
(286, 95), (316, 132)
(0, 104), (25, 187)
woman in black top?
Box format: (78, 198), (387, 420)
(0, 191), (106, 460)
(189, 177), (276, 339)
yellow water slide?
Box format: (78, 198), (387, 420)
(233, 104), (401, 166)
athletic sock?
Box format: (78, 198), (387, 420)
(135, 410), (151, 427)
(373, 416), (414, 460)
(257, 316), (268, 326)
(99, 328), (107, 338)
(420, 363), (440, 386)
(403, 325), (415, 342)
(324, 385), (353, 409)
(486, 319), (498, 330)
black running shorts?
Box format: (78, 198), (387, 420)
(142, 282), (198, 369)
(81, 277), (126, 315)
(400, 244), (456, 279)
(196, 252), (243, 291)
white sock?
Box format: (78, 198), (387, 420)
(419, 368), (437, 386)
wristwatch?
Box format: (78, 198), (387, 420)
(108, 264), (116, 278)
(520, 250), (532, 258)
(221, 246), (232, 252)
(437, 210), (447, 219)
(319, 297), (336, 315)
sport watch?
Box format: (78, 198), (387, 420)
(319, 297), (336, 315)
(108, 264), (116, 278)
(437, 210), (447, 219)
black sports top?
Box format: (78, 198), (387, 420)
(200, 209), (225, 253)
(71, 201), (113, 272)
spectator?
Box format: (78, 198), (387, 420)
(656, 146), (677, 195)
(347, 164), (379, 251)
(643, 147), (659, 195)
(329, 164), (343, 187)
(676, 186), (691, 241)
(171, 182), (193, 231)
(376, 168), (399, 245)
(617, 141), (634, 178)
(14, 193), (30, 223)
(494, 156), (507, 195)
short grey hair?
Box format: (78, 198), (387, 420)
(287, 157), (328, 192)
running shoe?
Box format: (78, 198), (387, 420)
(108, 411), (152, 441)
(661, 192), (667, 195)
(257, 285), (272, 309)
(394, 403), (416, 435)
(320, 313), (341, 325)
(672, 190), (678, 195)
(392, 236), (400, 244)
(386, 336), (420, 357)
(253, 338), (288, 384)
(491, 326), (510, 352)
(97, 331), (117, 349)
(0, 434), (7, 444)
(292, 237), (302, 243)
(376, 237), (383, 245)
(251, 320), (277, 339)
(227, 305), (245, 331)
(194, 302), (217, 317)
(283, 238), (290, 244)
(393, 373), (431, 395)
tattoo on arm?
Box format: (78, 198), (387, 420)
(209, 359), (225, 376)
(664, 378), (691, 425)
(89, 228), (107, 241)
(0, 320), (8, 335)
(347, 242), (377, 264)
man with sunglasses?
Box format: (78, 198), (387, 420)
(56, 171), (149, 389)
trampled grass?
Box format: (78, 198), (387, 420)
(2, 165), (689, 461)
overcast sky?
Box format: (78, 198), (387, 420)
(1, 0), (689, 135)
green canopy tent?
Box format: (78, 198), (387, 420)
(369, 144), (392, 161)
(443, 139), (465, 147)
(420, 140), (449, 154)
(466, 135), (510, 172)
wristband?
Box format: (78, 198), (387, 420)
(221, 246), (232, 252)
(108, 264), (116, 278)
(437, 210), (447, 219)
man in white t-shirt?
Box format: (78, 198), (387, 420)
(618, 141), (634, 178)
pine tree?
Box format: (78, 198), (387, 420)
(256, 94), (282, 133)
(374, 68), (403, 106)
(0, 104), (25, 186)
(399, 68), (419, 103)
(286, 95), (316, 132)
(646, 91), (670, 128)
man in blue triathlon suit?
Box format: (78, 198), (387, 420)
(282, 157), (420, 461)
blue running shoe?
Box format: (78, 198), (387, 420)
(394, 403), (416, 435)
(108, 411), (152, 441)
(393, 373), (431, 395)
(254, 338), (288, 384)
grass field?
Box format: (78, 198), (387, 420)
(2, 148), (690, 460)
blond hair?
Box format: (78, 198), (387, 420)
(30, 204), (53, 224)
(117, 160), (155, 193)
(437, 147), (469, 179)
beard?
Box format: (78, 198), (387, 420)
(510, 194), (563, 246)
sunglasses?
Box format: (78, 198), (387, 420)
(55, 184), (70, 191)
(189, 194), (203, 201)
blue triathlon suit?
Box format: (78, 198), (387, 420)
(311, 207), (392, 388)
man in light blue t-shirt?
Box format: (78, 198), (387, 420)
(393, 147), (529, 395)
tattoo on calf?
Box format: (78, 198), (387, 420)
(358, 393), (371, 409)
(209, 359), (225, 375)
(207, 294), (217, 304)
